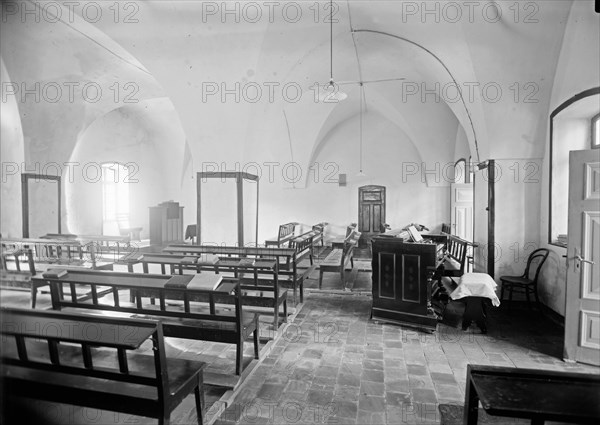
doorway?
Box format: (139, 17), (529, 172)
(21, 173), (61, 238)
(564, 149), (600, 366)
(358, 185), (386, 247)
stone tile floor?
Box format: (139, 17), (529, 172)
(214, 292), (599, 425)
(2, 254), (599, 425)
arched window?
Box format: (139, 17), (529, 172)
(101, 163), (129, 235)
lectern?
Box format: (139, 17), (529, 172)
(371, 233), (446, 331)
(149, 201), (184, 245)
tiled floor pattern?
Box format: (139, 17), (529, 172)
(3, 252), (599, 425)
(213, 293), (599, 425)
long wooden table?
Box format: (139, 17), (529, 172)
(464, 365), (600, 424)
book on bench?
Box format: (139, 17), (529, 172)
(42, 269), (68, 278)
(180, 256), (198, 264)
(197, 254), (219, 266)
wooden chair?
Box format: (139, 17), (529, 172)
(500, 248), (550, 309)
(441, 223), (451, 234)
(117, 213), (143, 241)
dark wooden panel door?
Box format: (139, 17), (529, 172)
(358, 186), (385, 245)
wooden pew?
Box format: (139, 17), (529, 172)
(42, 233), (132, 259)
(0, 247), (44, 307)
(319, 229), (362, 289)
(431, 235), (469, 309)
(0, 307), (206, 425)
(136, 252), (287, 330)
(288, 231), (315, 265)
(1, 237), (109, 308)
(164, 245), (312, 304)
(310, 222), (328, 247)
(442, 235), (469, 278)
(36, 269), (260, 375)
(331, 223), (358, 248)
(264, 222), (296, 247)
(288, 222), (328, 262)
(1, 237), (88, 265)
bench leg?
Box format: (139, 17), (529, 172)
(159, 413), (170, 425)
(464, 376), (479, 425)
(319, 271), (323, 289)
(273, 312), (278, 331)
(283, 299), (288, 322)
(236, 338), (243, 375)
(195, 378), (205, 425)
(253, 328), (260, 359)
(299, 280), (304, 304)
(31, 285), (37, 309)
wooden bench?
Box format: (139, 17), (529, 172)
(164, 245), (313, 304)
(319, 230), (361, 289)
(264, 222), (296, 247)
(2, 237), (88, 265)
(136, 253), (288, 330)
(464, 364), (600, 424)
(442, 235), (469, 278)
(0, 307), (206, 425)
(35, 269), (260, 375)
(311, 222), (327, 246)
(1, 238), (112, 308)
(331, 223), (358, 248)
(42, 233), (132, 259)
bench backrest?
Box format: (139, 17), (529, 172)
(1, 238), (96, 268)
(288, 232), (314, 262)
(1, 247), (35, 274)
(312, 222), (327, 235)
(342, 230), (361, 262)
(138, 253), (281, 299)
(0, 307), (171, 403)
(41, 269), (244, 334)
(345, 223), (358, 238)
(165, 244), (298, 268)
(447, 235), (469, 275)
(278, 222), (296, 244)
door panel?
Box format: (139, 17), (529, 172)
(451, 183), (473, 241)
(358, 186), (386, 244)
(360, 204), (371, 232)
(373, 205), (381, 233)
(565, 149), (600, 366)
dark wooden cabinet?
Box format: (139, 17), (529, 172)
(371, 235), (446, 331)
(149, 202), (184, 245)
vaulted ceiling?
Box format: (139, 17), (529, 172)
(1, 0), (594, 187)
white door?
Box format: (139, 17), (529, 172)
(451, 183), (474, 241)
(564, 149), (600, 365)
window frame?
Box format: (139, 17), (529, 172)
(592, 113), (600, 149)
(548, 87), (600, 247)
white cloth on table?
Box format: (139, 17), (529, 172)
(450, 272), (501, 307)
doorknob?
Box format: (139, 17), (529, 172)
(576, 255), (594, 265)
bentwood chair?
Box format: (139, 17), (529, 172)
(500, 248), (550, 309)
